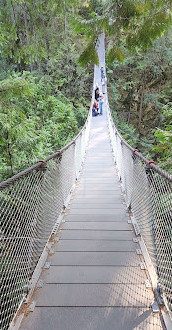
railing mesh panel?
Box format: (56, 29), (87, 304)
(0, 114), (91, 330)
(107, 100), (172, 317)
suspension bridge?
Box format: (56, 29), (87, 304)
(0, 35), (172, 330)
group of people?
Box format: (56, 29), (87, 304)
(92, 66), (106, 117)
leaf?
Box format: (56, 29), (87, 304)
(78, 41), (99, 66)
(107, 47), (125, 64)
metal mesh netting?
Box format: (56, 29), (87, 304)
(0, 115), (91, 330)
(106, 101), (172, 317)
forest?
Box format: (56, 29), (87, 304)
(107, 34), (172, 173)
(0, 0), (172, 181)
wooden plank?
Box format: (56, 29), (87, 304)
(64, 214), (128, 222)
(49, 251), (139, 266)
(59, 230), (133, 240)
(20, 307), (164, 330)
(42, 265), (147, 284)
(34, 284), (154, 307)
(54, 240), (136, 252)
(62, 222), (130, 230)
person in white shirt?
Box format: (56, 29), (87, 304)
(99, 93), (104, 115)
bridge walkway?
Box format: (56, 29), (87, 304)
(20, 38), (164, 330)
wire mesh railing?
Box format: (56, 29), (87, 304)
(0, 106), (92, 330)
(106, 98), (172, 319)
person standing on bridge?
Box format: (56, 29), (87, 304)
(100, 66), (105, 82)
(99, 93), (104, 115)
(95, 86), (100, 101)
(100, 66), (106, 94)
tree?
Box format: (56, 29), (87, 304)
(107, 32), (172, 171)
(0, 72), (87, 181)
(0, 0), (93, 181)
(73, 0), (172, 64)
(0, 0), (85, 70)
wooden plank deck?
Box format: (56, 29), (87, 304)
(20, 37), (164, 330)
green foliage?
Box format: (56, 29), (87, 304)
(73, 0), (172, 64)
(112, 110), (139, 147)
(107, 47), (125, 64)
(107, 32), (172, 172)
(77, 0), (104, 19)
(0, 77), (27, 92)
(127, 11), (172, 50)
(0, 0), (93, 181)
(0, 49), (91, 181)
(78, 41), (99, 65)
(153, 105), (172, 172)
(0, 72), (88, 181)
(0, 0), (88, 69)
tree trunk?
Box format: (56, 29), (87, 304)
(7, 140), (14, 176)
(138, 85), (144, 134)
(23, 5), (33, 71)
(127, 102), (131, 124)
